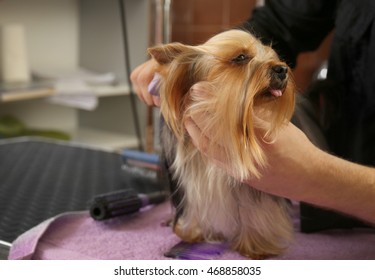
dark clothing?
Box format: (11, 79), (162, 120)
(241, 0), (375, 165)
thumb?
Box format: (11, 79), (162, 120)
(185, 117), (234, 176)
(184, 117), (209, 154)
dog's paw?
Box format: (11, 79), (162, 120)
(232, 239), (282, 260)
(174, 222), (205, 243)
(160, 216), (174, 227)
(236, 248), (271, 260)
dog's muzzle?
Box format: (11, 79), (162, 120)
(269, 65), (288, 97)
(272, 65), (288, 81)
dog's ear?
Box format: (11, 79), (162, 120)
(148, 43), (193, 65)
(147, 43), (201, 139)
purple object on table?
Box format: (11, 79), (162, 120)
(164, 241), (229, 260)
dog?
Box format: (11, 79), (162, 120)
(148, 29), (296, 259)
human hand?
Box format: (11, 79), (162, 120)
(186, 115), (313, 194)
(130, 59), (161, 107)
(184, 84), (316, 199)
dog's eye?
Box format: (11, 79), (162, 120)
(231, 54), (250, 64)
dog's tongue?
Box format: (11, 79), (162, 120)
(270, 89), (283, 97)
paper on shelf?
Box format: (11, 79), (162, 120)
(48, 78), (97, 110)
(35, 68), (116, 110)
(35, 68), (116, 86)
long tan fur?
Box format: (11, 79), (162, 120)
(149, 30), (295, 259)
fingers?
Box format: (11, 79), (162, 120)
(189, 82), (216, 105)
(190, 81), (213, 94)
(185, 116), (231, 174)
(184, 117), (209, 154)
(130, 59), (160, 107)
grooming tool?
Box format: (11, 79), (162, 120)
(164, 241), (228, 260)
(89, 189), (167, 220)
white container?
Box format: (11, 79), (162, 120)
(0, 24), (31, 83)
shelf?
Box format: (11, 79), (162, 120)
(70, 127), (139, 151)
(0, 84), (131, 103)
(0, 87), (54, 103)
(90, 84), (130, 97)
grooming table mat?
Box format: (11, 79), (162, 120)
(8, 201), (375, 260)
(0, 138), (160, 244)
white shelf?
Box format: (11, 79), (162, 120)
(0, 84), (131, 103)
(70, 127), (138, 151)
(91, 84), (130, 98)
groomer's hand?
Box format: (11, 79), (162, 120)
(184, 82), (315, 198)
(130, 59), (161, 107)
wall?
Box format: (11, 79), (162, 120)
(0, 0), (79, 73)
(171, 0), (256, 45)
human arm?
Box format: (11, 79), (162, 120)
(185, 116), (375, 224)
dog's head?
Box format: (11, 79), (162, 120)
(149, 30), (295, 179)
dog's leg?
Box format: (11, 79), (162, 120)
(174, 215), (227, 244)
(231, 188), (293, 259)
(232, 228), (288, 259)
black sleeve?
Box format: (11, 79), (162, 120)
(240, 0), (337, 67)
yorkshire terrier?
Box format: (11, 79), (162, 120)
(148, 30), (295, 259)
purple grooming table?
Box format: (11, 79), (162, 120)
(8, 202), (375, 260)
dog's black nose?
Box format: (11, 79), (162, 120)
(272, 65), (288, 80)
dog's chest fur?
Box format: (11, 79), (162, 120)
(162, 125), (291, 245)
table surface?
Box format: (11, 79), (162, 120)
(0, 241), (11, 260)
(0, 138), (162, 244)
